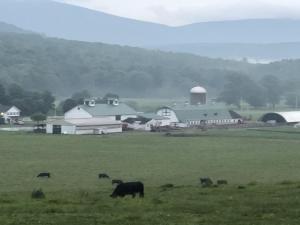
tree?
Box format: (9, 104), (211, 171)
(30, 113), (47, 124)
(62, 98), (78, 113)
(261, 75), (283, 109)
(41, 91), (55, 114)
(103, 93), (119, 100)
(0, 83), (7, 105)
(7, 84), (24, 99)
(285, 93), (300, 108)
(219, 73), (266, 108)
(71, 90), (91, 104)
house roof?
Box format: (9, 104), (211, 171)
(139, 113), (168, 120)
(159, 104), (240, 122)
(261, 111), (300, 123)
(79, 103), (136, 117)
(48, 118), (121, 126)
(0, 104), (11, 113)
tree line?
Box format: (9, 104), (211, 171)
(218, 73), (299, 109)
(0, 83), (55, 116)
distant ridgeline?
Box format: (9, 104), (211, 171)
(0, 30), (300, 98)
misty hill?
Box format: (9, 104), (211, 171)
(0, 32), (249, 97)
(158, 43), (300, 62)
(0, 21), (27, 33)
(1, 0), (300, 47)
(1, 31), (300, 98)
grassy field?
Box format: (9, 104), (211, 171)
(1, 129), (300, 224)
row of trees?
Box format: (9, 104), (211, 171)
(0, 83), (55, 116)
(218, 74), (298, 109)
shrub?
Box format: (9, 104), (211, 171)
(31, 188), (45, 199)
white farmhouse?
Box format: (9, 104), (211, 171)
(0, 105), (21, 124)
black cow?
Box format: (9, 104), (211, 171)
(112, 179), (123, 185)
(110, 182), (144, 198)
(37, 172), (50, 178)
(200, 177), (213, 187)
(217, 180), (228, 185)
(98, 173), (110, 179)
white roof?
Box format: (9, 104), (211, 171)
(272, 111), (300, 123)
(48, 118), (121, 126)
(190, 86), (207, 94)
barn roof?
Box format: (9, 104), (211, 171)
(140, 113), (167, 120)
(174, 108), (233, 122)
(48, 118), (121, 126)
(80, 103), (136, 117)
(261, 111), (300, 123)
(158, 104), (241, 122)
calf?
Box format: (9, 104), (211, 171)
(112, 179), (123, 185)
(110, 182), (144, 198)
(200, 177), (213, 187)
(98, 173), (110, 179)
(37, 172), (50, 178)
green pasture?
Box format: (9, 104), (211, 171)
(1, 129), (300, 224)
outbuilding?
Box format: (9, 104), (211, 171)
(156, 104), (242, 127)
(260, 111), (300, 124)
(46, 118), (122, 135)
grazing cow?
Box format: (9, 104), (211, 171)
(200, 177), (213, 187)
(98, 173), (110, 179)
(112, 179), (123, 185)
(217, 180), (228, 185)
(110, 182), (144, 198)
(37, 172), (50, 178)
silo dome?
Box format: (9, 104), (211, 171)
(190, 86), (207, 105)
(190, 86), (207, 94)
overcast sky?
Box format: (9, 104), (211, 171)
(57, 0), (300, 26)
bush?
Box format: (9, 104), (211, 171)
(31, 189), (45, 199)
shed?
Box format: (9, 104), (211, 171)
(46, 118), (122, 135)
(260, 111), (300, 124)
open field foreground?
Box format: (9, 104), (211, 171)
(1, 129), (300, 224)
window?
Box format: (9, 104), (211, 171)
(204, 113), (207, 117)
(214, 113), (218, 116)
(116, 115), (121, 121)
(162, 108), (171, 117)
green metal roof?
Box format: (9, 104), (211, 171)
(140, 113), (167, 120)
(80, 103), (136, 117)
(159, 104), (237, 122)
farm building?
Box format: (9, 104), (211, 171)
(156, 104), (242, 127)
(156, 86), (242, 127)
(0, 105), (21, 124)
(46, 118), (122, 135)
(47, 98), (137, 135)
(65, 98), (136, 121)
(123, 113), (170, 131)
(260, 111), (300, 124)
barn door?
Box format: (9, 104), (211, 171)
(53, 125), (62, 134)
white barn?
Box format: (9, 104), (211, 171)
(47, 98), (137, 135)
(46, 118), (122, 135)
(156, 104), (242, 127)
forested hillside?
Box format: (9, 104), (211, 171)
(0, 22), (27, 33)
(0, 32), (300, 99)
